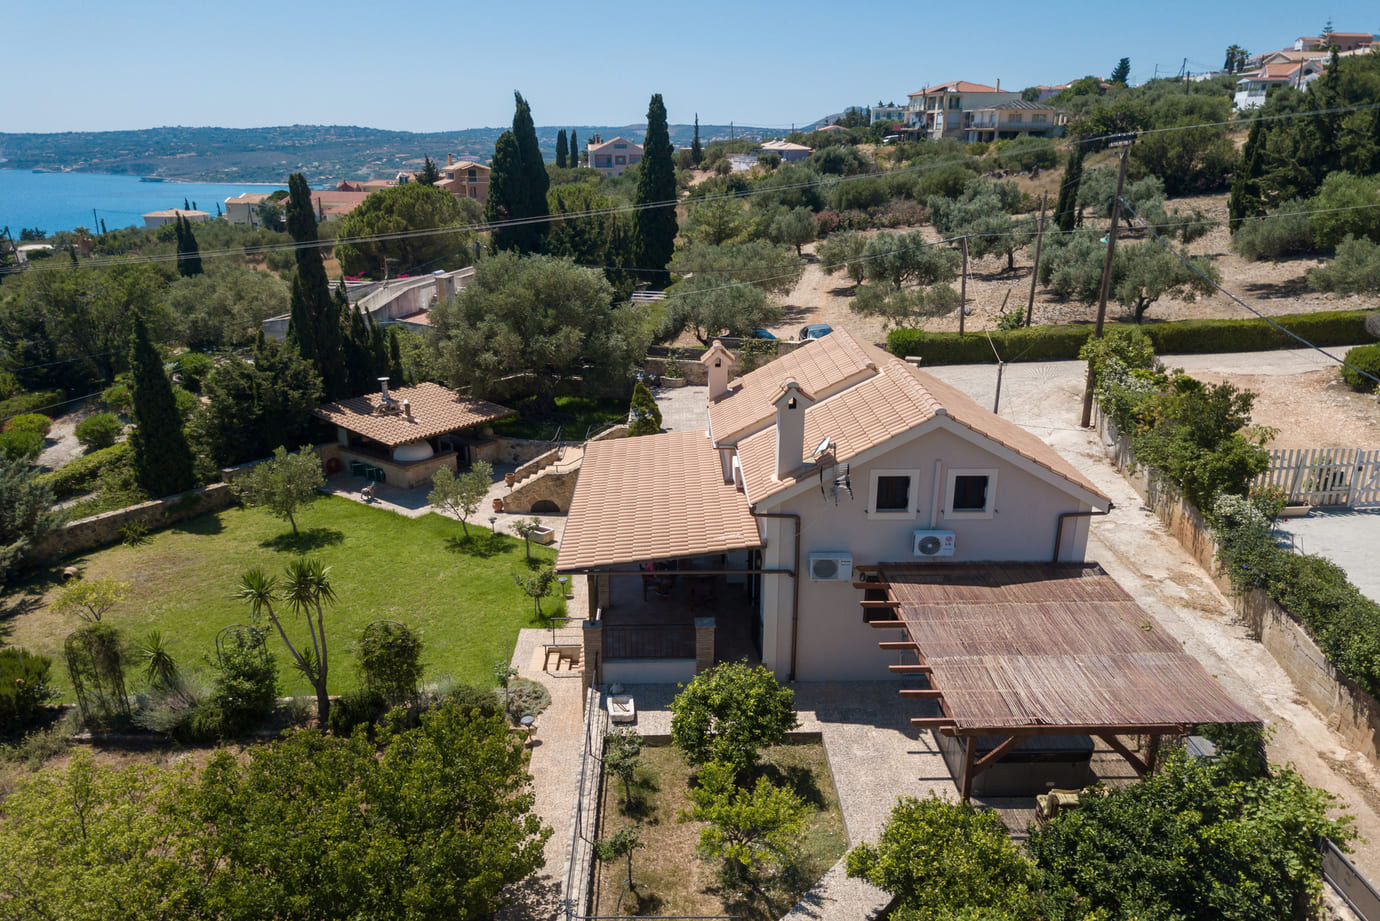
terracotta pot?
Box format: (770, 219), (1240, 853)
(492, 497), (504, 512)
(504, 472), (516, 486)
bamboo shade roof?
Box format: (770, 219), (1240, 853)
(876, 563), (1258, 733)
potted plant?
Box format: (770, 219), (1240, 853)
(661, 358), (686, 388)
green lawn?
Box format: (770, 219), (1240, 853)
(5, 497), (564, 700)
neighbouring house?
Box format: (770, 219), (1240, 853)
(869, 102), (907, 128)
(1234, 59), (1327, 109)
(436, 155), (490, 204)
(587, 136), (643, 177)
(757, 139), (812, 162)
(306, 189), (370, 222)
(1292, 32), (1375, 53)
(558, 330), (1256, 797)
(142, 208), (211, 229)
(904, 80), (1018, 141)
(313, 380), (513, 488)
(224, 192), (274, 226)
(962, 100), (1062, 143)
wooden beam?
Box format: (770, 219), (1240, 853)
(971, 735), (1025, 775)
(960, 736), (977, 802)
(888, 664), (933, 674)
(910, 717), (956, 728)
(867, 620), (906, 629)
(860, 600), (900, 608)
(878, 641), (918, 651)
(898, 689), (944, 699)
(1096, 733), (1149, 776)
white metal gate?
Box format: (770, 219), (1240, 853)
(1254, 448), (1380, 508)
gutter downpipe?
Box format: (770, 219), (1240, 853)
(1052, 503), (1114, 563)
(751, 510), (802, 681)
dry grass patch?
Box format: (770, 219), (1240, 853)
(593, 740), (847, 920)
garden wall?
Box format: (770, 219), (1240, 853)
(503, 468), (580, 514)
(1096, 407), (1380, 766)
(29, 483), (236, 564)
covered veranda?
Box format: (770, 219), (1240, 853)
(557, 430), (771, 686)
(855, 562), (1260, 800)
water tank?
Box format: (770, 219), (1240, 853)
(393, 440), (434, 462)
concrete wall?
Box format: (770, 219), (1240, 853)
(603, 659), (697, 685)
(759, 422), (1095, 681)
(29, 484), (236, 564)
(1096, 403), (1380, 768)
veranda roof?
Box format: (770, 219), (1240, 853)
(312, 382), (513, 447)
(556, 430), (763, 571)
(869, 562), (1258, 733)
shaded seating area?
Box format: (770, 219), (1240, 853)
(855, 562), (1259, 800)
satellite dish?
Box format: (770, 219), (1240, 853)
(811, 436), (832, 459)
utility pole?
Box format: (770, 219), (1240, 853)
(1025, 190), (1047, 327)
(959, 235), (969, 336)
(1080, 135), (1135, 428)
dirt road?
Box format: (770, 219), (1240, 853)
(925, 352), (1380, 880)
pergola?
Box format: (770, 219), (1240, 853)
(856, 562), (1259, 800)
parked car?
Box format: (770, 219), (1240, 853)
(800, 324), (834, 341)
(748, 328), (777, 340)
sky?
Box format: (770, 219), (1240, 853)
(7, 0), (1379, 135)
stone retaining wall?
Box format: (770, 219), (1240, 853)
(1096, 405), (1380, 767)
(29, 483), (236, 564)
(503, 468), (580, 514)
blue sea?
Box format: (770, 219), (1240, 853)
(0, 170), (282, 235)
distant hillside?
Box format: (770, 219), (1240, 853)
(0, 123), (779, 184)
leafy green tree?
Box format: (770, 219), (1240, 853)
(669, 662), (798, 776)
(1110, 57), (1131, 86)
(1308, 234), (1380, 293)
(555, 128), (568, 168)
(416, 155), (441, 186)
(817, 230), (870, 285)
(230, 446), (325, 537)
(51, 577), (129, 623)
(1224, 44), (1249, 73)
(429, 252), (645, 404)
(162, 263), (290, 350)
(768, 207), (817, 255)
(0, 450), (63, 587)
(335, 183), (473, 278)
(691, 113), (703, 166)
(195, 626), (278, 739)
(512, 566), (557, 618)
(595, 826), (644, 894)
(427, 460), (493, 537)
(862, 231), (961, 290)
(1132, 117), (1236, 197)
(1308, 171), (1380, 247)
(128, 313), (196, 497)
(849, 282), (961, 329)
(64, 622), (131, 728)
(659, 274), (779, 345)
(546, 183), (620, 266)
(634, 93), (679, 281)
(681, 760), (808, 894)
(286, 173), (347, 399)
(604, 727), (644, 806)
(1113, 243), (1219, 322)
(1028, 751), (1355, 921)
(357, 621), (424, 707)
(236, 558), (337, 727)
(669, 240), (803, 296)
(627, 381), (661, 436)
(175, 216), (203, 277)
(682, 197), (748, 246)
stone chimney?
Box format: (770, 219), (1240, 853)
(403, 399), (413, 421)
(996, 78), (1001, 91)
(447, 153), (453, 166)
(773, 379), (814, 478)
(700, 340), (738, 402)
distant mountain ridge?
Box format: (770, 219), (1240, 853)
(0, 122), (782, 185)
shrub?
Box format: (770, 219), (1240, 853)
(1340, 343), (1380, 392)
(0, 648), (56, 733)
(36, 442), (131, 498)
(3, 414), (52, 437)
(175, 352), (213, 393)
(328, 687), (387, 735)
(681, 760), (809, 895)
(0, 390), (63, 422)
(1, 722), (73, 770)
(1079, 326), (1157, 389)
(0, 430), (44, 459)
(357, 621), (424, 707)
(64, 622), (131, 730)
(192, 628), (277, 739)
(132, 681), (204, 739)
(444, 683), (501, 720)
(74, 412), (123, 450)
(1232, 201), (1314, 260)
(669, 661), (798, 777)
(101, 381), (132, 415)
(1309, 235), (1380, 295)
(497, 677), (551, 722)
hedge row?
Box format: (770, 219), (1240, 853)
(36, 442), (130, 499)
(886, 309), (1375, 365)
(0, 391), (65, 424)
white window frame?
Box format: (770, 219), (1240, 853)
(945, 467), (998, 520)
(868, 468), (919, 520)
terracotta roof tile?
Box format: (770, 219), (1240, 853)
(557, 430), (763, 571)
(312, 382), (513, 447)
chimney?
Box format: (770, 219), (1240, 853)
(996, 78), (1000, 91)
(403, 399), (413, 421)
(773, 379), (814, 478)
(700, 339), (738, 402)
(378, 376), (392, 404)
(447, 153), (453, 166)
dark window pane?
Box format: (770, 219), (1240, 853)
(876, 475), (911, 511)
(953, 475), (989, 511)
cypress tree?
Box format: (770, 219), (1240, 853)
(286, 173), (346, 398)
(184, 197), (190, 211)
(1228, 118), (1268, 231)
(555, 129), (568, 169)
(691, 114), (703, 166)
(176, 216), (203, 277)
(634, 93), (678, 281)
(570, 129), (579, 166)
(417, 156), (441, 186)
(388, 328), (405, 385)
(1055, 144), (1084, 233)
(128, 313), (195, 496)
(485, 131), (526, 253)
(511, 91), (550, 253)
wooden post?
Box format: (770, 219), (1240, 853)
(1080, 141), (1132, 428)
(959, 235), (968, 336)
(1025, 190), (1047, 327)
(960, 736), (977, 801)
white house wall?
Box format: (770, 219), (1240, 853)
(757, 425), (1094, 681)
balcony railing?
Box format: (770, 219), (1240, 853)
(602, 624), (696, 660)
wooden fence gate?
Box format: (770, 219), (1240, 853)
(1254, 448), (1380, 508)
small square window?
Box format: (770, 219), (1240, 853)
(876, 476), (911, 512)
(952, 476), (988, 511)
(945, 468), (997, 519)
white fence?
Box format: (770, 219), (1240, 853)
(1254, 447), (1380, 508)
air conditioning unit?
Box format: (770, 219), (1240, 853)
(913, 530), (956, 557)
(808, 552), (853, 582)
